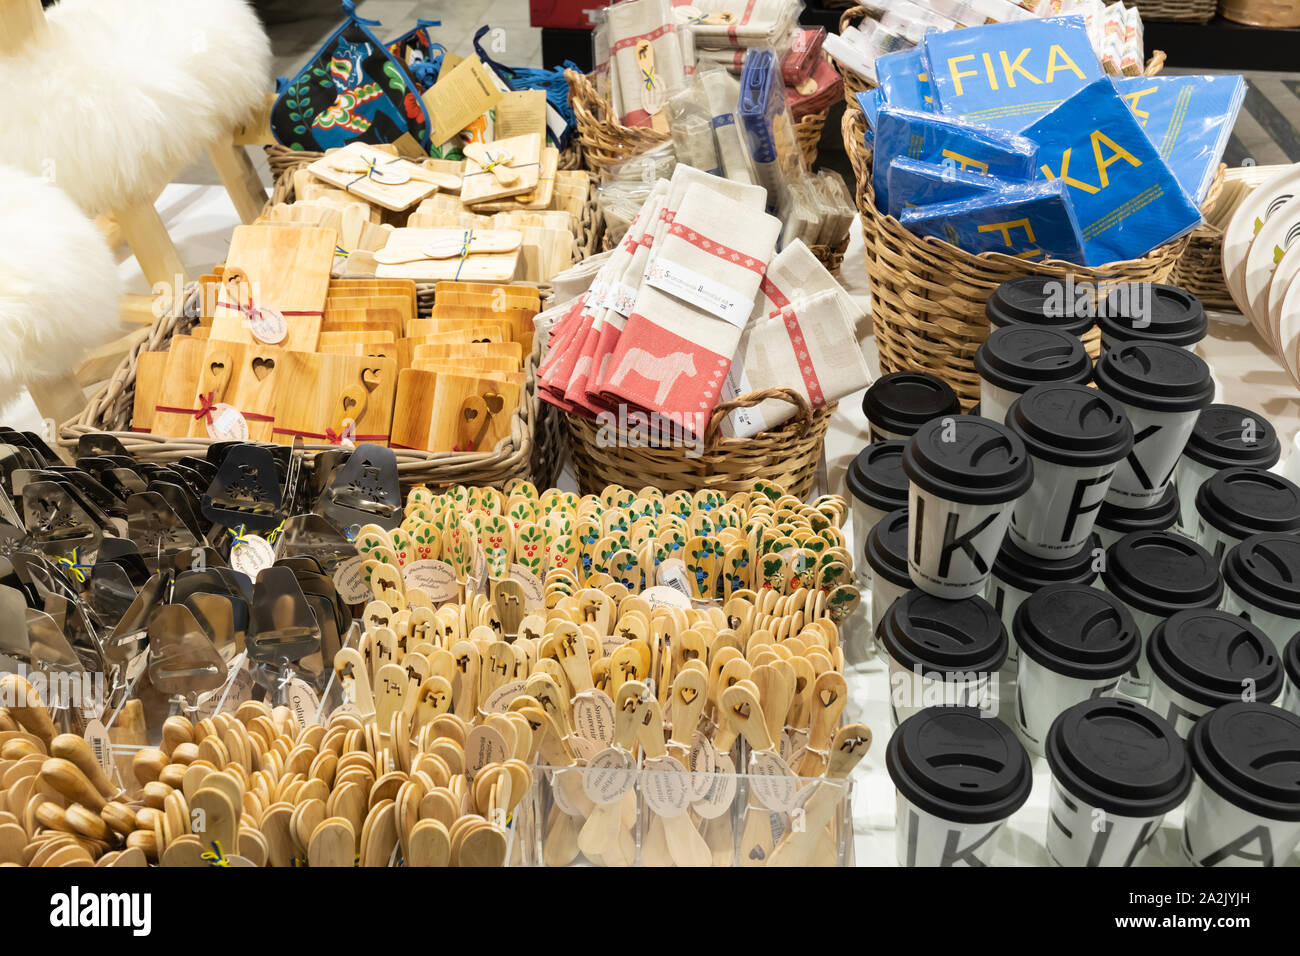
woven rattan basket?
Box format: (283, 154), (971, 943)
(564, 387), (834, 497)
(1129, 0), (1218, 21)
(59, 288), (564, 490)
(567, 68), (830, 174)
(843, 55), (1223, 406)
(1221, 0), (1300, 25)
(836, 6), (875, 107)
(1172, 221), (1235, 309)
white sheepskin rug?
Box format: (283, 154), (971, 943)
(0, 0), (271, 214)
(0, 163), (121, 401)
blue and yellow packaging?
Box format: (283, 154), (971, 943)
(874, 48), (935, 113)
(1023, 77), (1203, 265)
(923, 16), (1103, 134)
(885, 156), (1005, 218)
(900, 179), (1087, 263)
(1112, 74), (1246, 205)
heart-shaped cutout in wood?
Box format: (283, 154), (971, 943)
(252, 358), (275, 381)
(209, 361), (225, 375)
(343, 395), (357, 413)
(819, 688), (839, 707)
(483, 392), (505, 415)
(463, 407), (479, 422)
(361, 367), (382, 392)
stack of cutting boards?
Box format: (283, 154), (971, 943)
(131, 223), (537, 455)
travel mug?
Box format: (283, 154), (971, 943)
(1045, 698), (1191, 867)
(1183, 702), (1300, 867)
(1194, 466), (1300, 564)
(1096, 283), (1207, 351)
(847, 440), (908, 588)
(1014, 584), (1140, 755)
(985, 535), (1101, 668)
(1094, 484), (1179, 550)
(903, 415), (1034, 599)
(1284, 632), (1300, 718)
(862, 371), (960, 442)
(864, 508), (912, 664)
(1100, 531), (1224, 698)
(1222, 533), (1300, 653)
(881, 588), (1007, 727)
(1146, 609), (1283, 738)
(1006, 384), (1133, 559)
(1174, 403), (1280, 535)
(1094, 341), (1214, 509)
(888, 706), (1032, 867)
(974, 326), (1092, 424)
(985, 274), (1097, 339)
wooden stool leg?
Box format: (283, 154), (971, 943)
(208, 139), (267, 225)
(116, 200), (186, 289)
(28, 372), (88, 432)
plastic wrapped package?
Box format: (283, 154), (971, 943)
(900, 179), (1087, 263)
(873, 48), (933, 112)
(602, 141), (678, 183)
(700, 68), (755, 184)
(667, 81), (722, 175)
(606, 0), (687, 129)
(815, 169), (856, 247)
(778, 175), (821, 249)
(824, 21), (880, 82)
(679, 16), (698, 76)
(686, 0), (803, 51)
(883, 156), (1004, 218)
(738, 46), (806, 216)
(871, 106), (1039, 215)
(781, 27), (826, 84)
(785, 57), (843, 120)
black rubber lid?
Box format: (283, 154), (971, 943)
(1195, 467), (1300, 540)
(1183, 404), (1282, 472)
(1046, 698), (1192, 817)
(1095, 284), (1208, 347)
(1147, 609), (1283, 708)
(1223, 533), (1300, 620)
(1286, 631), (1300, 689)
(887, 707), (1032, 824)
(901, 415), (1034, 506)
(1188, 702), (1300, 822)
(1102, 531), (1223, 617)
(991, 533), (1100, 593)
(864, 507), (912, 588)
(1014, 583), (1140, 679)
(1096, 484), (1179, 535)
(973, 326), (1093, 396)
(985, 275), (1097, 337)
(861, 371), (960, 437)
(1006, 383), (1133, 467)
(1093, 341), (1214, 414)
(846, 441), (909, 513)
(881, 588), (1008, 675)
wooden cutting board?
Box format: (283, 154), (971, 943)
(318, 330), (397, 348)
(272, 352), (397, 446)
(410, 356), (519, 376)
(390, 369), (438, 451)
(131, 351), (170, 433)
(468, 147), (560, 212)
(196, 339), (287, 443)
(413, 364), (526, 387)
(424, 306), (534, 342)
(460, 134), (542, 205)
(325, 295), (412, 330)
(406, 321), (508, 343)
(374, 229), (522, 283)
(149, 335), (207, 438)
(319, 341), (403, 368)
(434, 281), (539, 305)
(320, 310), (404, 342)
(411, 341), (523, 368)
(211, 225), (334, 353)
(329, 279), (417, 322)
(306, 144), (438, 212)
(429, 374), (521, 453)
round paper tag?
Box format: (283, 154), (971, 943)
(82, 718), (115, 774)
(642, 754), (691, 817)
(229, 534), (274, 577)
(285, 677), (321, 730)
(691, 750), (738, 819)
(748, 749), (800, 812)
(551, 765), (587, 817)
(332, 554), (371, 604)
(482, 678), (527, 714)
(687, 730), (718, 802)
(465, 725), (508, 778)
(206, 403), (249, 441)
(571, 689), (616, 745)
(582, 747), (636, 804)
(796, 76), (819, 95)
(567, 733), (600, 763)
(245, 305), (287, 345)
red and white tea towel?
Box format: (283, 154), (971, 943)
(607, 0), (686, 128)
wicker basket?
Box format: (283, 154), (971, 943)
(843, 57), (1223, 407)
(58, 283), (563, 490)
(836, 6), (875, 107)
(1221, 0), (1300, 25)
(1172, 221), (1235, 310)
(564, 388), (834, 497)
(1129, 0), (1218, 21)
(568, 68), (831, 173)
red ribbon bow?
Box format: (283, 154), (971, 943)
(193, 391), (216, 425)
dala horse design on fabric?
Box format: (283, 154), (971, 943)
(609, 348), (698, 406)
(312, 37), (404, 147)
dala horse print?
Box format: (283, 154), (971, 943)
(609, 348), (698, 407)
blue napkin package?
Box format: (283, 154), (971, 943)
(739, 47), (803, 216)
(885, 157), (1004, 218)
(874, 48), (935, 114)
(923, 16), (1103, 134)
(858, 88), (885, 143)
(872, 106), (1039, 214)
(1111, 74), (1246, 205)
(1022, 77), (1203, 265)
(900, 179), (1087, 264)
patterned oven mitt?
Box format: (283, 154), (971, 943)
(387, 18), (446, 94)
(271, 0), (431, 152)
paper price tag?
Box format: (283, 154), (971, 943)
(582, 747), (636, 804)
(507, 563), (544, 611)
(229, 534), (274, 577)
(403, 559), (459, 603)
(332, 554), (370, 604)
(244, 305), (287, 345)
(286, 678), (321, 730)
(482, 678), (527, 714)
(645, 259), (752, 327)
(748, 749), (800, 812)
(572, 689), (616, 745)
(82, 719), (115, 775)
(691, 750), (738, 819)
(642, 755), (691, 817)
(207, 404), (249, 441)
